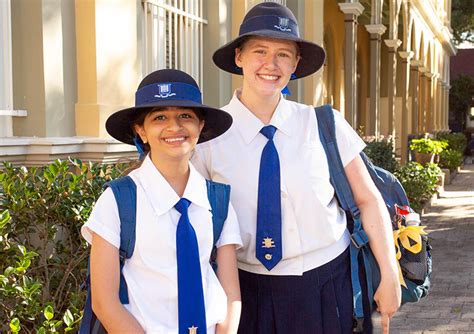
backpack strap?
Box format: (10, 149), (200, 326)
(315, 105), (371, 332)
(206, 180), (231, 272)
(105, 176), (137, 305)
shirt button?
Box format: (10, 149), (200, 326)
(281, 191), (288, 198)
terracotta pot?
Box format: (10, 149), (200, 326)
(414, 152), (435, 165)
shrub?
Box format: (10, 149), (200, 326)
(395, 162), (441, 213)
(0, 159), (129, 333)
(362, 137), (398, 173)
(436, 132), (467, 153)
(409, 138), (448, 155)
(439, 149), (464, 171)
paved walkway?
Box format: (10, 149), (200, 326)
(373, 161), (474, 333)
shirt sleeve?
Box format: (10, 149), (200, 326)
(215, 201), (243, 249)
(333, 109), (366, 166)
(81, 187), (121, 249)
(191, 145), (211, 179)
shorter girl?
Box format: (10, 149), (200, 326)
(81, 69), (242, 333)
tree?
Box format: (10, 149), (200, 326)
(451, 0), (474, 45)
(449, 75), (474, 131)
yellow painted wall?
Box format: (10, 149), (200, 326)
(11, 0), (46, 136)
(75, 0), (140, 138)
(322, 0), (344, 112)
(11, 0), (77, 137)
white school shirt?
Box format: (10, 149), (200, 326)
(81, 156), (243, 333)
(192, 91), (365, 276)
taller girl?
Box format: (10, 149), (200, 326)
(192, 2), (400, 334)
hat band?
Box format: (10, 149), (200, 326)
(135, 82), (202, 106)
(239, 15), (299, 38)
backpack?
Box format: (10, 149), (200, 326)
(79, 176), (231, 334)
(315, 105), (432, 332)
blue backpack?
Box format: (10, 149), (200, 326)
(315, 105), (432, 332)
(79, 176), (231, 334)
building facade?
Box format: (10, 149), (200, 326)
(0, 0), (456, 165)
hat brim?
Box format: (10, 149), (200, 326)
(106, 100), (233, 145)
(213, 31), (326, 79)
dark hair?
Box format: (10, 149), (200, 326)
(131, 107), (206, 155)
(123, 107), (205, 175)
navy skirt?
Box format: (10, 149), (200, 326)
(237, 248), (373, 334)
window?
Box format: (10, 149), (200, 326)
(142, 0), (207, 88)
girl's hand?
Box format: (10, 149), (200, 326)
(374, 272), (402, 334)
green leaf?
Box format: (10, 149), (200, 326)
(44, 305), (54, 321)
(0, 209), (11, 229)
(9, 317), (21, 333)
(37, 327), (47, 334)
(18, 245), (27, 256)
(15, 266), (26, 274)
(63, 309), (74, 327)
(4, 266), (15, 276)
(21, 258), (32, 269)
(29, 282), (42, 294)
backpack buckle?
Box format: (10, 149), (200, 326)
(350, 230), (369, 249)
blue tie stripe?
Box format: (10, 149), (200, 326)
(175, 198), (207, 334)
(256, 125), (282, 270)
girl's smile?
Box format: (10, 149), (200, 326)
(235, 37), (300, 101)
(134, 107), (204, 163)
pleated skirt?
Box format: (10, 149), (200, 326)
(237, 248), (373, 334)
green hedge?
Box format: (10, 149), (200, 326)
(0, 159), (128, 333)
(439, 149), (464, 171)
(394, 162), (441, 213)
(363, 137), (398, 173)
(436, 132), (467, 153)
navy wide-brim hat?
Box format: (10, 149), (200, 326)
(106, 69), (233, 145)
(213, 2), (326, 79)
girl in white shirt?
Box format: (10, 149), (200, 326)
(192, 3), (401, 334)
(82, 69), (243, 334)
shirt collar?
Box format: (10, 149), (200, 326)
(183, 163), (211, 211)
(134, 155), (211, 217)
(227, 90), (293, 144)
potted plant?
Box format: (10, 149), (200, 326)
(409, 138), (448, 165)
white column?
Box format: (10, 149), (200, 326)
(438, 79), (444, 131)
(398, 50), (413, 163)
(410, 61), (421, 135)
(384, 38), (402, 137)
(419, 68), (427, 133)
(338, 2), (364, 128)
(425, 72), (435, 133)
(365, 23), (386, 136)
(444, 84), (450, 130)
(0, 0), (13, 137)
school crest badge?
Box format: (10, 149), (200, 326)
(154, 83), (176, 99)
(274, 17), (291, 32)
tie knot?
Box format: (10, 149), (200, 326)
(260, 125), (277, 140)
(174, 198), (191, 215)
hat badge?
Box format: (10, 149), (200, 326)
(274, 17), (291, 32)
(154, 83), (176, 99)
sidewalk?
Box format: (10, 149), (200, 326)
(373, 162), (474, 333)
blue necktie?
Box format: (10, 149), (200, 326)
(175, 198), (207, 334)
(256, 125), (282, 271)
